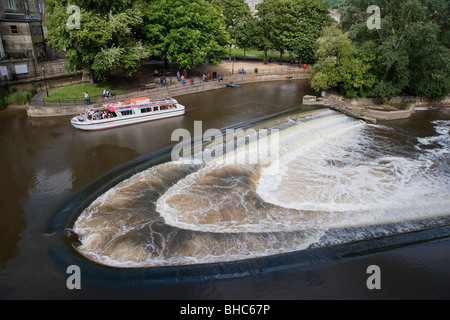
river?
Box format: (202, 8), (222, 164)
(1, 80), (449, 300)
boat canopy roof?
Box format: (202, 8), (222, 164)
(102, 97), (176, 112)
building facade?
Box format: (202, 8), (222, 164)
(0, 0), (60, 81)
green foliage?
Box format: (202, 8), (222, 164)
(210, 0), (253, 48)
(0, 89), (35, 107)
(256, 0), (332, 62)
(44, 82), (128, 103)
(309, 25), (375, 98)
(45, 0), (151, 83)
(144, 0), (230, 72)
(339, 0), (450, 100)
(318, 0), (341, 8)
(220, 0), (256, 56)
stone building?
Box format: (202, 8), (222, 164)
(0, 0), (61, 81)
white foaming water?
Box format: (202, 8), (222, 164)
(73, 110), (450, 268)
(257, 117), (450, 226)
(416, 120), (450, 156)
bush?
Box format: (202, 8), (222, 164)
(0, 89), (35, 108)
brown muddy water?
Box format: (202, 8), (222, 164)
(1, 80), (449, 300)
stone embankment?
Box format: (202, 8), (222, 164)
(26, 68), (307, 118)
(303, 93), (450, 124)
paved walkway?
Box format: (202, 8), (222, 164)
(109, 59), (303, 89)
(30, 60), (305, 108)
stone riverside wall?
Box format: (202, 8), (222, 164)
(26, 71), (308, 118)
(303, 92), (450, 124)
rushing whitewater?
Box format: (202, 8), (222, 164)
(72, 109), (450, 268)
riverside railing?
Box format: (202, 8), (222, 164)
(1, 68), (82, 84)
(32, 81), (214, 108)
(29, 67), (305, 108)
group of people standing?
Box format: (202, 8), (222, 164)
(175, 70), (223, 84)
(82, 88), (111, 105)
(176, 71), (186, 85)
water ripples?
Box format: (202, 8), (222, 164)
(72, 109), (450, 268)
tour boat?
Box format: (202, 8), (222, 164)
(71, 97), (185, 131)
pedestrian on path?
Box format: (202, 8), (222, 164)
(181, 75), (185, 85)
(83, 91), (90, 105)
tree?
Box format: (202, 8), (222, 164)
(256, 0), (332, 64)
(252, 5), (275, 63)
(234, 15), (260, 58)
(318, 0), (341, 8)
(209, 0), (254, 59)
(45, 0), (151, 84)
(309, 25), (376, 98)
(144, 0), (230, 76)
(340, 0), (450, 100)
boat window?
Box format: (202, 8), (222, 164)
(154, 106), (159, 112)
(121, 110), (134, 116)
(141, 107), (152, 113)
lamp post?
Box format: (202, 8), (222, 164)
(232, 53), (235, 75)
(169, 59), (172, 84)
(42, 66), (48, 97)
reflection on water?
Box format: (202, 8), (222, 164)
(73, 109), (450, 268)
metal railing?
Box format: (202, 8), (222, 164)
(29, 67), (305, 108)
(1, 67), (81, 84)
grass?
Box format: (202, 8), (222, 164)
(0, 89), (35, 108)
(44, 82), (128, 104)
(227, 48), (294, 62)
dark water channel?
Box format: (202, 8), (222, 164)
(1, 79), (449, 300)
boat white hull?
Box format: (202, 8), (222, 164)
(71, 108), (185, 131)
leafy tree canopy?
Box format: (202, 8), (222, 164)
(318, 0), (341, 8)
(256, 0), (332, 62)
(309, 25), (376, 98)
(144, 0), (230, 73)
(339, 0), (450, 100)
(209, 0), (254, 54)
(45, 0), (151, 83)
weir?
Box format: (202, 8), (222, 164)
(67, 107), (450, 268)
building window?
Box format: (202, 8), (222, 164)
(24, 0), (29, 12)
(7, 0), (16, 10)
(10, 25), (18, 34)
